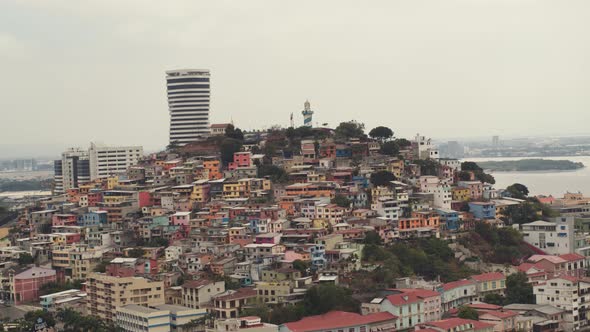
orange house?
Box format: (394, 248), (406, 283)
(204, 159), (222, 180)
(398, 210), (440, 230)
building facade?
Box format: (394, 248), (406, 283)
(166, 69), (211, 145)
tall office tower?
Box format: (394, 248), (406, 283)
(301, 100), (314, 127)
(53, 148), (90, 195)
(88, 143), (143, 180)
(166, 69), (211, 145)
(492, 135), (500, 148)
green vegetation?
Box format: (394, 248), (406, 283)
(369, 126), (394, 142)
(477, 159), (584, 172)
(505, 183), (530, 199)
(459, 223), (533, 264)
(220, 138), (243, 165)
(379, 141), (399, 156)
(17, 252), (34, 265)
(461, 162), (495, 184)
(370, 170), (396, 187)
(457, 306), (479, 320)
(335, 121), (365, 140)
(360, 238), (476, 289)
(331, 194), (352, 208)
(225, 124), (244, 141)
(258, 164), (289, 183)
(482, 272), (534, 305)
(40, 280), (84, 296)
(241, 284), (358, 325)
(414, 159), (440, 176)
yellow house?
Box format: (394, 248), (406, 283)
(223, 181), (247, 199)
(371, 186), (394, 204)
(190, 180), (210, 203)
(107, 176), (119, 190)
(387, 159), (405, 178)
(452, 187), (471, 202)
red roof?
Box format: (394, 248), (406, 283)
(182, 279), (213, 289)
(559, 253), (586, 262)
(424, 318), (494, 330)
(386, 292), (421, 305)
(468, 303), (502, 311)
(283, 311), (397, 332)
(441, 279), (474, 291)
(395, 288), (440, 298)
(480, 310), (518, 319)
(471, 272), (505, 282)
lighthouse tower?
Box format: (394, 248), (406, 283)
(301, 100), (314, 127)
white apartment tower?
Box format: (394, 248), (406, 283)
(88, 143), (143, 180)
(166, 69), (211, 145)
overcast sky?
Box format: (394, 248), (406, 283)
(1, 0), (590, 158)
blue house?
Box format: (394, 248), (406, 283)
(78, 211), (108, 227)
(468, 202), (496, 220)
(436, 208), (461, 231)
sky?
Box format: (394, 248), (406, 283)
(1, 0), (590, 158)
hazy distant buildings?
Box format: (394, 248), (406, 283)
(88, 143), (143, 180)
(492, 135), (500, 148)
(447, 141), (464, 159)
(166, 69), (211, 146)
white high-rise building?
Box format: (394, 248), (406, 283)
(166, 69), (211, 145)
(88, 143), (143, 180)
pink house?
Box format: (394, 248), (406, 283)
(228, 152), (252, 170)
(170, 211), (191, 226)
(11, 267), (57, 305)
(458, 181), (484, 200)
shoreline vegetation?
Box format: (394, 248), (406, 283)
(477, 159), (584, 172)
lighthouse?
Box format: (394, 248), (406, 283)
(301, 100), (314, 127)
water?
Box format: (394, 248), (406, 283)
(464, 156), (590, 197)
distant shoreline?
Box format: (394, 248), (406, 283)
(476, 159), (584, 172)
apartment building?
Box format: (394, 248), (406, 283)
(116, 304), (207, 332)
(86, 273), (165, 321)
(471, 272), (506, 301)
(534, 276), (590, 331)
(519, 217), (575, 255)
(181, 279), (225, 309)
(89, 143), (144, 180)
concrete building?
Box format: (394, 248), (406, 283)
(181, 279), (225, 309)
(166, 69), (211, 145)
(116, 304), (171, 332)
(10, 267), (57, 305)
(54, 148), (90, 194)
(519, 217), (576, 255)
(40, 289), (87, 312)
(86, 273), (165, 321)
(534, 276), (590, 331)
(471, 272), (506, 301)
(88, 143), (143, 180)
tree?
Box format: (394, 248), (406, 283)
(225, 124), (244, 141)
(457, 171), (472, 181)
(258, 164), (288, 183)
(394, 138), (412, 148)
(379, 141), (399, 156)
(506, 183), (530, 199)
(220, 138), (243, 165)
(457, 306), (479, 320)
(414, 159), (440, 176)
(292, 260), (311, 276)
(483, 293), (506, 305)
(303, 284), (359, 315)
(363, 231), (383, 245)
(370, 170), (396, 187)
(461, 162), (483, 172)
(166, 140), (180, 152)
(331, 195), (351, 208)
(22, 310), (56, 331)
(18, 252), (34, 265)
(369, 126), (394, 142)
(335, 121), (365, 140)
(502, 203), (540, 225)
(505, 272), (534, 304)
(127, 248), (145, 258)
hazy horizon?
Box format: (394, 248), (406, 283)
(2, 1), (590, 158)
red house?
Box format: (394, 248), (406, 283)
(11, 267), (57, 305)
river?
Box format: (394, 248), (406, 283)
(464, 156), (590, 197)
